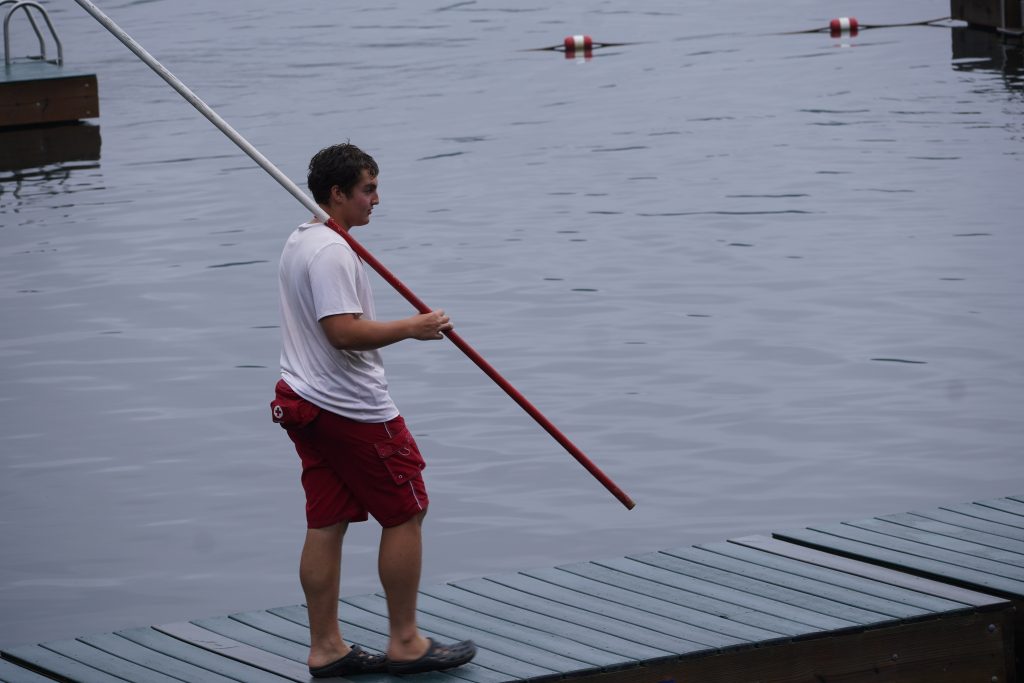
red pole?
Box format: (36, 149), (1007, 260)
(71, 0), (634, 510)
(327, 219), (636, 510)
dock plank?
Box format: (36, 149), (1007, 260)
(422, 583), (674, 662)
(452, 574), (733, 653)
(846, 517), (1024, 565)
(729, 535), (1001, 606)
(391, 591), (618, 669)
(908, 508), (1024, 542)
(775, 526), (1024, 597)
(941, 501), (1024, 529)
(683, 542), (939, 618)
(587, 556), (857, 630)
(482, 571), (779, 643)
(802, 522), (1024, 581)
(704, 539), (967, 613)
(0, 656), (65, 683)
(38, 638), (182, 683)
(534, 563), (808, 637)
(2, 644), (128, 683)
(79, 632), (241, 683)
(116, 627), (291, 683)
(878, 511), (1024, 551)
(976, 497), (1024, 518)
(154, 621), (308, 683)
(188, 616), (308, 663)
(636, 550), (892, 626)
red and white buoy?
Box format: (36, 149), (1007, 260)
(829, 17), (858, 37)
(564, 34), (594, 52)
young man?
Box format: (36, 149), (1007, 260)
(272, 143), (476, 677)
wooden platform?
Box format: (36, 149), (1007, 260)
(0, 62), (98, 128)
(776, 493), (1024, 675)
(2, 495), (1020, 682)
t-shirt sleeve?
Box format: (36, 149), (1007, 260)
(308, 242), (364, 321)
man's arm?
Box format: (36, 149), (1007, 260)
(320, 310), (452, 351)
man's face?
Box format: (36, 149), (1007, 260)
(333, 169), (379, 229)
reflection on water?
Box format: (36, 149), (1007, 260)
(951, 26), (1024, 93)
(0, 123), (101, 210)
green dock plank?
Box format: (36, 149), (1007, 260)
(941, 502), (1024, 530)
(414, 591), (621, 669)
(532, 564), (807, 638)
(685, 542), (937, 619)
(154, 622), (308, 683)
(2, 644), (128, 683)
(908, 508), (1024, 542)
(706, 539), (967, 613)
(225, 612), (310, 647)
(423, 583), (674, 663)
(452, 574), (733, 654)
(877, 512), (1024, 552)
(807, 523), (1024, 581)
(189, 616), (307, 663)
(729, 535), (1003, 606)
(116, 628), (291, 683)
(975, 497), (1024, 518)
(79, 633), (240, 683)
(638, 550), (892, 626)
(774, 527), (1024, 598)
(505, 569), (782, 644)
(0, 657), (62, 683)
(586, 557), (857, 631)
(40, 639), (182, 683)
(846, 518), (1024, 565)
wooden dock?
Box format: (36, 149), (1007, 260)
(0, 62), (98, 128)
(2, 494), (1021, 682)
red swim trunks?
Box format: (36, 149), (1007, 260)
(271, 380), (428, 528)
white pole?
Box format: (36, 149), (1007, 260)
(73, 0), (636, 509)
(71, 0), (329, 223)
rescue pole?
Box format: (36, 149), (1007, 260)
(73, 0), (635, 510)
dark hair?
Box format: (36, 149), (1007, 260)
(307, 143), (379, 205)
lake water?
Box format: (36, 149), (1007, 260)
(1, 0), (1022, 648)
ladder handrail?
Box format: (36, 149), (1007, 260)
(0, 0), (43, 63)
(4, 0), (63, 66)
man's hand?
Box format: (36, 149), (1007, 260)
(409, 309), (453, 340)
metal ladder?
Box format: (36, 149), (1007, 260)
(2, 0), (63, 66)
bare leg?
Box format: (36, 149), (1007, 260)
(301, 522), (350, 668)
(379, 510), (430, 661)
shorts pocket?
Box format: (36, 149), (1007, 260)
(374, 426), (425, 486)
(271, 380), (321, 430)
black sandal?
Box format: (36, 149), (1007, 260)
(387, 638), (477, 675)
(309, 645), (388, 678)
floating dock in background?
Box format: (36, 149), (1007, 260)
(2, 494), (1021, 682)
(0, 61), (97, 127)
(2, 1), (98, 128)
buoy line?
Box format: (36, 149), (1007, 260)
(783, 15), (953, 36)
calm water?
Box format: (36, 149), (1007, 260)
(1, 0), (1022, 648)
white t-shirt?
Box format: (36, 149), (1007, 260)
(278, 221), (399, 422)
